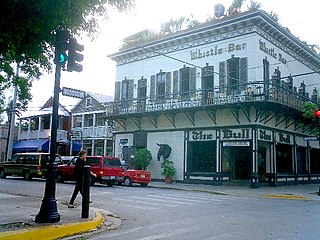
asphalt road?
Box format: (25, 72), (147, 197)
(0, 177), (319, 240)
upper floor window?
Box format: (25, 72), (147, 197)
(86, 98), (92, 107)
(156, 71), (166, 101)
(84, 114), (93, 127)
(122, 79), (129, 100)
(96, 113), (105, 126)
(179, 67), (190, 97)
(73, 116), (82, 128)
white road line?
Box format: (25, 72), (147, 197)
(137, 226), (200, 240)
(129, 196), (194, 205)
(147, 194), (208, 203)
(120, 203), (156, 210)
(162, 193), (223, 202)
(96, 226), (143, 239)
(114, 198), (178, 207)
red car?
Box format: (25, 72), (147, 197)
(57, 156), (124, 187)
(119, 169), (151, 187)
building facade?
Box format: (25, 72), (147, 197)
(70, 93), (114, 156)
(109, 10), (320, 186)
(14, 98), (70, 155)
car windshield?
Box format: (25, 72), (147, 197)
(103, 159), (122, 167)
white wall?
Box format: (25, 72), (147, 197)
(147, 131), (185, 181)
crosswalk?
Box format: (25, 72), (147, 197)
(111, 193), (224, 210)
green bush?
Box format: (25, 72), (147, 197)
(134, 148), (152, 170)
(161, 160), (176, 178)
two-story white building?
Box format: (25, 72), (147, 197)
(109, 10), (320, 186)
(14, 97), (70, 155)
(70, 93), (114, 156)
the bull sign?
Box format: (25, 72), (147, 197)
(157, 143), (172, 161)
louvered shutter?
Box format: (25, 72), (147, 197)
(114, 82), (121, 101)
(239, 58), (248, 91)
(219, 61), (226, 92)
(150, 75), (156, 101)
(173, 70), (179, 97)
(165, 72), (172, 99)
(189, 67), (197, 93)
(128, 79), (134, 101)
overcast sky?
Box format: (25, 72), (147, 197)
(15, 0), (320, 112)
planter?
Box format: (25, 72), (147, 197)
(164, 177), (173, 184)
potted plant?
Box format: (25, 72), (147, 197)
(161, 160), (176, 184)
(134, 148), (152, 170)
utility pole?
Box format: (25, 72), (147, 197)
(35, 26), (70, 223)
(6, 63), (19, 161)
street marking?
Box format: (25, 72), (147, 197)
(98, 227), (143, 238)
(120, 203), (156, 210)
(114, 198), (178, 208)
(129, 196), (194, 205)
(162, 193), (223, 202)
(137, 226), (200, 240)
(147, 194), (208, 203)
(261, 194), (310, 200)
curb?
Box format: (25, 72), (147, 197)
(0, 210), (104, 240)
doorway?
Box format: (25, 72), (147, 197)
(222, 146), (251, 180)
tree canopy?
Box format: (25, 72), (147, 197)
(0, 0), (133, 113)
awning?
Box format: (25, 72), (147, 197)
(72, 141), (81, 152)
(13, 139), (49, 152)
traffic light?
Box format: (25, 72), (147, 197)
(54, 28), (70, 65)
(67, 38), (84, 72)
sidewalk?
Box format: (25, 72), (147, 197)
(149, 181), (320, 201)
(0, 182), (319, 239)
(0, 192), (105, 240)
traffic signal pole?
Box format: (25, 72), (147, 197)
(35, 27), (66, 223)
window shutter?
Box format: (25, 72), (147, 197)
(219, 62), (226, 92)
(114, 81), (121, 101)
(128, 79), (134, 101)
(165, 72), (172, 99)
(150, 75), (156, 101)
(173, 70), (179, 96)
(189, 67), (196, 92)
(239, 57), (248, 91)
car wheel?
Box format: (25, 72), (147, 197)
(56, 173), (64, 183)
(24, 172), (32, 180)
(0, 169), (6, 179)
(124, 177), (132, 187)
(140, 183), (148, 187)
(106, 182), (113, 187)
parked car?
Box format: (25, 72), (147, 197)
(0, 152), (64, 180)
(60, 156), (75, 164)
(57, 156), (124, 187)
(118, 169), (151, 187)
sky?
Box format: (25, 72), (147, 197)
(10, 0), (320, 113)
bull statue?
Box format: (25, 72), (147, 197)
(157, 143), (172, 161)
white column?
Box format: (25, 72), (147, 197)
(38, 116), (42, 139)
(27, 118), (31, 140)
(18, 119), (21, 141)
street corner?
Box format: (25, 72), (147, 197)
(260, 194), (310, 200)
(0, 209), (105, 240)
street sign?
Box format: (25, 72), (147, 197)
(303, 137), (320, 141)
(61, 87), (85, 99)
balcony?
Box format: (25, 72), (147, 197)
(71, 126), (112, 140)
(111, 82), (313, 116)
(18, 129), (68, 143)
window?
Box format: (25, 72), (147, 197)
(86, 98), (92, 107)
(73, 116), (82, 128)
(226, 56), (248, 94)
(103, 159), (121, 167)
(156, 71), (166, 101)
(84, 114), (93, 127)
(122, 79), (129, 100)
(96, 113), (105, 126)
(179, 67), (190, 97)
(86, 157), (100, 166)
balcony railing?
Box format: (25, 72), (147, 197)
(19, 129), (68, 143)
(71, 126), (112, 140)
(111, 82), (314, 115)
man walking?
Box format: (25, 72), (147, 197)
(68, 150), (96, 208)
